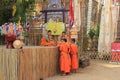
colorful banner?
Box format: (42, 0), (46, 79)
(98, 0), (117, 53)
(98, 6), (105, 52)
(69, 0), (74, 30)
(87, 0), (92, 34)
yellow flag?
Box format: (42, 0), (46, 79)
(18, 17), (21, 26)
(12, 5), (16, 16)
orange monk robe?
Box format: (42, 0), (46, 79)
(57, 36), (62, 47)
(66, 35), (70, 42)
(40, 36), (47, 46)
(57, 41), (62, 47)
(70, 44), (78, 70)
(59, 43), (71, 73)
(46, 40), (56, 46)
(66, 35), (71, 49)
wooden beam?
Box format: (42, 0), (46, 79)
(41, 9), (69, 13)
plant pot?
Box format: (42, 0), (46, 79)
(5, 34), (16, 48)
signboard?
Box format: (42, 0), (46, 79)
(47, 22), (64, 35)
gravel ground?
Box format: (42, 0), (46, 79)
(45, 61), (120, 80)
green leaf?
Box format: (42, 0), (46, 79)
(88, 28), (95, 40)
(43, 0), (46, 2)
(95, 24), (100, 37)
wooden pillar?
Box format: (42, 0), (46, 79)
(98, 0), (114, 52)
(45, 12), (47, 23)
(87, 0), (92, 34)
(63, 11), (65, 22)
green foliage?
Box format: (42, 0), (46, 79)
(14, 0), (35, 23)
(88, 24), (100, 40)
(0, 0), (15, 25)
(88, 28), (95, 40)
(43, 0), (47, 3)
(0, 0), (35, 25)
(29, 0), (35, 4)
(95, 24), (100, 37)
(26, 4), (36, 13)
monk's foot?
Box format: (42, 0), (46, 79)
(75, 70), (79, 73)
(71, 69), (77, 73)
(71, 70), (75, 73)
(71, 70), (74, 73)
(66, 72), (71, 75)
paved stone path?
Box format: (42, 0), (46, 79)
(45, 61), (120, 80)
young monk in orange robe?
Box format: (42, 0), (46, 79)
(66, 35), (71, 49)
(57, 36), (62, 47)
(40, 36), (47, 46)
(59, 39), (71, 75)
(70, 38), (78, 72)
(46, 35), (56, 46)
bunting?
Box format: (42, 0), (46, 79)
(26, 23), (30, 31)
(69, 0), (74, 30)
(38, 13), (43, 20)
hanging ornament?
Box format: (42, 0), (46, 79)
(17, 17), (21, 26)
(12, 5), (16, 16)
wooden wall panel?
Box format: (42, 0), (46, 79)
(0, 48), (3, 80)
(0, 47), (59, 80)
(0, 49), (18, 80)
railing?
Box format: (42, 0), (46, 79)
(79, 51), (120, 64)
